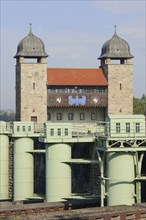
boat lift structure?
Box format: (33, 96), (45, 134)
(0, 115), (146, 206)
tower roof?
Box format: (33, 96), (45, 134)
(98, 27), (134, 60)
(14, 25), (48, 58)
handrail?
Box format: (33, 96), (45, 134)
(1, 121), (146, 139)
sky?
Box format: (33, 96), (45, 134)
(1, 0), (146, 110)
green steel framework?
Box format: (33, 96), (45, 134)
(0, 115), (146, 206)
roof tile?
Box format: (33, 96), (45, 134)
(47, 68), (107, 86)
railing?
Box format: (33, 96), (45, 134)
(0, 121), (146, 140)
(72, 122), (106, 137)
(34, 123), (44, 134)
(72, 121), (146, 139)
(48, 88), (107, 94)
(104, 122), (146, 138)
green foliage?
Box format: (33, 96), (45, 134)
(133, 94), (146, 115)
(0, 110), (15, 122)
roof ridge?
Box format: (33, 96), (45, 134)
(47, 67), (101, 70)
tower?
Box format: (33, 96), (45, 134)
(98, 27), (134, 115)
(14, 25), (48, 123)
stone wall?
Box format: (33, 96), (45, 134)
(16, 62), (47, 123)
(102, 64), (133, 115)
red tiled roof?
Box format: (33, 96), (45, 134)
(47, 68), (107, 86)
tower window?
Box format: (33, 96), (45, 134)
(33, 83), (35, 90)
(23, 58), (37, 63)
(121, 59), (125, 64)
(120, 83), (122, 90)
(31, 116), (37, 122)
(48, 113), (51, 121)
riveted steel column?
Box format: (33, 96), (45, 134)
(0, 133), (9, 199)
(107, 152), (135, 206)
(14, 137), (34, 201)
(46, 143), (71, 202)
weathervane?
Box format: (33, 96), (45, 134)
(114, 25), (117, 35)
(29, 23), (32, 32)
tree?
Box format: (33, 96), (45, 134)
(0, 110), (15, 122)
(133, 95), (146, 115)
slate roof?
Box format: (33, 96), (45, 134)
(14, 29), (48, 58)
(98, 32), (133, 59)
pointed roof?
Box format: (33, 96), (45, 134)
(98, 26), (133, 59)
(47, 68), (108, 86)
(14, 24), (48, 58)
